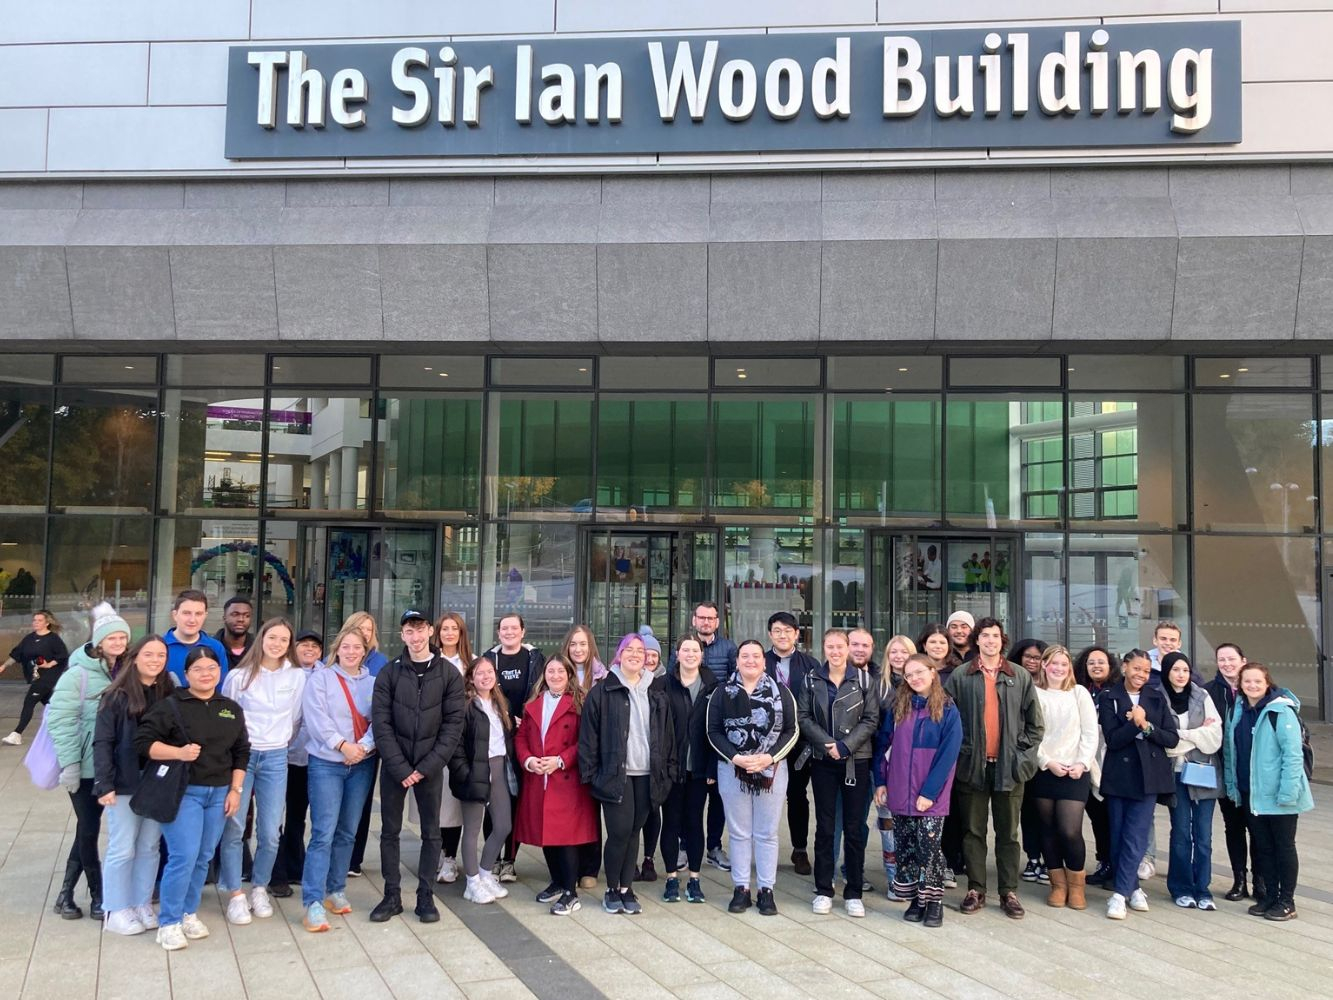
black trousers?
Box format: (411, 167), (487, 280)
(660, 776), (709, 874)
(1020, 783), (1043, 861)
(379, 769), (443, 897)
(349, 758), (379, 871)
(1245, 796), (1299, 906)
(271, 763), (308, 887)
(706, 781), (726, 851)
(1218, 794), (1252, 879)
(941, 784), (966, 872)
(543, 845), (579, 893)
(1085, 792), (1111, 864)
(787, 760), (811, 852)
(66, 778), (103, 887)
(602, 776), (651, 889)
(441, 825), (462, 857)
(578, 817), (602, 881)
(17, 665), (63, 734)
(642, 805), (661, 859)
(811, 757), (870, 900)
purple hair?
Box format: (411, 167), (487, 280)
(610, 633), (645, 668)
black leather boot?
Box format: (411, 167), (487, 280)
(87, 863), (104, 921)
(1224, 872), (1248, 901)
(53, 858), (84, 919)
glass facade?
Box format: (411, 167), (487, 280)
(1, 352), (1328, 717)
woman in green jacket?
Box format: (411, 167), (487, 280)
(47, 603), (131, 920)
(1223, 662), (1313, 922)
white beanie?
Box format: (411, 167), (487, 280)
(90, 601), (131, 647)
(945, 610), (975, 629)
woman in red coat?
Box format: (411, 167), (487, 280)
(515, 656), (598, 915)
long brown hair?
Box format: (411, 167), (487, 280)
(232, 617), (294, 691)
(100, 634), (173, 718)
(466, 657), (512, 731)
(435, 611), (474, 669)
(893, 654), (948, 724)
(35, 609), (61, 634)
(558, 624), (603, 694)
(530, 655), (585, 714)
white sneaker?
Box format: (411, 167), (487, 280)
(481, 868), (509, 899)
(436, 856), (459, 884)
(1, 731), (21, 746)
(845, 898), (866, 918)
(464, 874), (496, 904)
(812, 894), (833, 915)
(249, 886), (273, 919)
(1137, 859), (1156, 880)
(156, 923), (188, 951)
(1129, 889), (1150, 912)
(135, 903), (159, 930)
(225, 893), (252, 925)
(103, 908), (146, 936)
(181, 912), (210, 939)
(942, 867), (958, 889)
(1107, 893), (1127, 920)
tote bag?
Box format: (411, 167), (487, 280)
(130, 699), (191, 824)
(24, 668), (87, 790)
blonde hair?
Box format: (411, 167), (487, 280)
(329, 622), (370, 671)
(880, 635), (917, 698)
(341, 611), (379, 650)
(1037, 645), (1077, 692)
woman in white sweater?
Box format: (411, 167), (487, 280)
(1161, 651), (1223, 910)
(1032, 645), (1099, 910)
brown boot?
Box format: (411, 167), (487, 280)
(1066, 869), (1087, 910)
(1046, 867), (1068, 907)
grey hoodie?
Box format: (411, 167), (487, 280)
(612, 665), (652, 776)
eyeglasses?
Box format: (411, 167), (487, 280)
(695, 614), (718, 621)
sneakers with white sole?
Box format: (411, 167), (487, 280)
(103, 908), (146, 936)
(135, 903), (159, 930)
(181, 913), (209, 939)
(1129, 889), (1150, 912)
(1137, 859), (1156, 880)
(1107, 893), (1127, 920)
(464, 874), (496, 904)
(1174, 895), (1197, 909)
(249, 886), (273, 919)
(1, 731), (21, 746)
(225, 893), (252, 925)
(481, 869), (509, 899)
(845, 898), (866, 918)
(156, 923), (188, 951)
(812, 894), (833, 915)
(436, 856), (459, 884)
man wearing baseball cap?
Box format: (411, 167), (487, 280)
(946, 611), (976, 662)
(370, 610), (465, 923)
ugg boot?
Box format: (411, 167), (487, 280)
(1046, 867), (1068, 907)
(1066, 869), (1087, 910)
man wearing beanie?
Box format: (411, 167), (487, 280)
(946, 611), (976, 662)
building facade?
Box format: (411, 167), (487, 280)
(0, 3), (1330, 716)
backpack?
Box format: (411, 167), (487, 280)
(1268, 708), (1314, 780)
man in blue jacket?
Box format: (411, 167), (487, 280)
(764, 611), (819, 876)
(692, 602), (737, 870)
(164, 590), (228, 685)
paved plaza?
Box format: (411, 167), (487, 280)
(3, 688), (1332, 1000)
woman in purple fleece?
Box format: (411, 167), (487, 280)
(873, 654), (962, 928)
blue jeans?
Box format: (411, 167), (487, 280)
(303, 756), (376, 907)
(1167, 775), (1217, 900)
(102, 795), (161, 912)
(1107, 794), (1157, 899)
(220, 747), (288, 892)
(160, 785), (229, 927)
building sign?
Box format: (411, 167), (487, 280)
(225, 22), (1241, 160)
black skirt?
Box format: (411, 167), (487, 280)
(1029, 769), (1091, 802)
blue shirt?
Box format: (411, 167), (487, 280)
(163, 629), (229, 686)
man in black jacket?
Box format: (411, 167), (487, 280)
(370, 610), (466, 923)
(764, 611), (819, 876)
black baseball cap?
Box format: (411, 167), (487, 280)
(400, 609), (430, 625)
(294, 630), (323, 647)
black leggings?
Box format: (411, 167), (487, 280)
(660, 777), (709, 874)
(1085, 793), (1110, 864)
(441, 825), (462, 858)
(1218, 794), (1252, 879)
(67, 778), (103, 882)
(16, 668), (62, 734)
(1020, 784), (1043, 861)
(271, 763), (308, 886)
(1035, 797), (1087, 871)
(543, 845), (579, 893)
(602, 776), (651, 889)
(642, 806), (661, 860)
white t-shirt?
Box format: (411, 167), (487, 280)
(480, 697), (507, 758)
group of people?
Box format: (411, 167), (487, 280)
(6, 595), (1314, 954)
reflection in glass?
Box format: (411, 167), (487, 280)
(47, 516), (151, 647)
(722, 527), (816, 647)
(1192, 394), (1316, 533)
(265, 395), (372, 515)
(52, 389), (159, 513)
(0, 387), (51, 512)
(0, 515), (46, 657)
(1195, 535), (1319, 715)
(490, 396), (593, 518)
(712, 398), (816, 515)
(1068, 395), (1186, 531)
(1067, 533), (1188, 659)
(151, 519), (261, 635)
(378, 395), (481, 517)
(585, 529), (704, 655)
(437, 524), (481, 631)
(1021, 533), (1063, 647)
(161, 389), (265, 515)
(597, 397), (707, 519)
(946, 396), (1061, 527)
(478, 522), (577, 649)
(833, 396), (940, 520)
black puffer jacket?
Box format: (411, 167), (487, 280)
(579, 670), (677, 806)
(652, 666), (719, 781)
(92, 683), (171, 797)
(372, 653), (466, 785)
(448, 700), (514, 803)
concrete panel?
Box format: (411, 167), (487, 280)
(1296, 196), (1333, 235)
(1296, 236), (1333, 340)
(820, 240), (936, 342)
(936, 169), (1050, 201)
(184, 181), (287, 210)
(1054, 199), (1178, 238)
(0, 1), (249, 44)
(711, 173), (821, 204)
(0, 209), (80, 245)
(597, 203), (710, 243)
(1053, 237), (1177, 340)
(937, 199), (1056, 240)
(173, 208), (285, 246)
(0, 247), (73, 339)
(1168, 165), (1291, 199)
(709, 202), (821, 242)
(488, 204), (600, 244)
(170, 246), (278, 341)
(488, 244), (597, 342)
(274, 245), (383, 341)
(380, 244), (490, 342)
(67, 209), (183, 246)
(601, 175), (711, 206)
(557, 1), (876, 32)
(1051, 167), (1169, 199)
(251, 0), (555, 39)
(0, 110), (48, 172)
(82, 182), (184, 209)
(707, 242), (820, 342)
(494, 177), (601, 205)
(149, 42), (229, 106)
(878, 1), (1214, 23)
(388, 177), (495, 207)
(286, 180), (390, 208)
(377, 206), (494, 245)
(1171, 236), (1303, 340)
(275, 207), (394, 246)
(935, 238), (1056, 342)
(0, 43), (147, 107)
(0, 183), (81, 209)
(66, 245), (175, 339)
(1291, 164), (1333, 196)
(821, 200), (936, 241)
(598, 243), (708, 343)
(821, 171), (934, 202)
(1174, 196), (1303, 237)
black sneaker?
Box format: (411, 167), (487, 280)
(414, 894), (440, 923)
(536, 882), (563, 904)
(706, 847), (731, 871)
(550, 891), (581, 916)
(602, 889), (625, 914)
(662, 876), (681, 903)
(904, 898), (925, 922)
(637, 857), (658, 882)
(619, 888), (642, 915)
(728, 887), (753, 913)
(347, 866), (364, 878)
(1248, 898), (1274, 917)
(685, 877), (706, 904)
(756, 888), (777, 916)
(369, 894), (403, 922)
(1021, 859), (1041, 883)
(1086, 862), (1113, 888)
(1264, 901), (1297, 921)
(268, 882), (294, 899)
(923, 901), (944, 928)
(1035, 863), (1051, 885)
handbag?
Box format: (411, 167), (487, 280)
(505, 757), (520, 797)
(25, 666), (87, 790)
(1181, 760), (1218, 789)
(130, 699), (191, 823)
(335, 674), (370, 742)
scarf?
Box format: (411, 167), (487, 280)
(1165, 681), (1191, 715)
(721, 671), (784, 795)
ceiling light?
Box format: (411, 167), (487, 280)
(438, 372), (449, 378)
(577, 367), (588, 373)
(898, 367), (909, 373)
(423, 366), (433, 371)
(123, 365), (135, 370)
(1237, 367), (1249, 373)
(1219, 373), (1231, 379)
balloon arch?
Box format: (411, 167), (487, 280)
(189, 542), (297, 605)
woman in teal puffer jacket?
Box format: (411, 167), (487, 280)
(1223, 662), (1313, 922)
(46, 603), (131, 921)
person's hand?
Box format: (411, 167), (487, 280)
(825, 742), (842, 761)
(98, 791), (116, 807)
(403, 770), (424, 788)
(58, 763), (81, 792)
(543, 757), (561, 774)
(706, 778), (715, 785)
(1048, 761), (1068, 778)
(0, 657), (11, 674)
(915, 795), (934, 812)
(745, 753), (773, 774)
(340, 742), (366, 765)
(1068, 763), (1086, 780)
(224, 789), (242, 817)
(874, 786), (888, 808)
(1128, 705), (1147, 727)
(178, 743), (202, 763)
